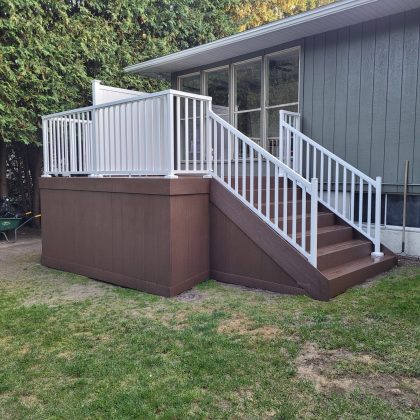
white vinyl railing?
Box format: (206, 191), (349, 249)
(279, 110), (383, 256)
(208, 110), (319, 267)
(42, 90), (385, 267)
(42, 89), (211, 177)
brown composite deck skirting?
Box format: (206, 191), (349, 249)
(41, 177), (391, 300)
(40, 177), (210, 297)
(209, 181), (329, 300)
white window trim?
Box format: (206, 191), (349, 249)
(177, 72), (201, 92)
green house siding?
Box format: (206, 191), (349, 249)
(302, 9), (420, 193)
(173, 8), (420, 193)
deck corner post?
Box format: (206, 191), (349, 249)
(164, 92), (178, 179)
(205, 101), (212, 176)
(310, 177), (318, 268)
(42, 118), (50, 176)
(89, 108), (98, 177)
(372, 176), (384, 258)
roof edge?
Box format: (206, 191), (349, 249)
(124, 0), (379, 74)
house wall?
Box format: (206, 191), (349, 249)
(302, 9), (420, 194)
(172, 8), (420, 194)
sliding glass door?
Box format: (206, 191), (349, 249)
(233, 59), (262, 146)
(204, 67), (230, 123)
(265, 49), (300, 155)
(177, 46), (300, 156)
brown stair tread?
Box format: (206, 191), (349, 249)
(322, 255), (395, 280)
(271, 210), (332, 222)
(297, 224), (351, 237)
(318, 239), (371, 256)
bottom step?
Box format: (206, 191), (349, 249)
(322, 255), (396, 298)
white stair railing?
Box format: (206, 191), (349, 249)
(42, 92), (322, 267)
(208, 110), (319, 267)
(42, 90), (211, 177)
(279, 110), (383, 257)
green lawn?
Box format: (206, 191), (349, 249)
(0, 241), (419, 419)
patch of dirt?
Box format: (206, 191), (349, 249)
(217, 314), (280, 340)
(23, 282), (106, 307)
(218, 282), (282, 297)
(398, 256), (420, 267)
(174, 290), (207, 302)
(296, 342), (420, 408)
(124, 303), (195, 330)
(20, 395), (41, 409)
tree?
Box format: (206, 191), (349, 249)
(0, 0), (240, 215)
(228, 0), (335, 31)
(1, 0), (335, 218)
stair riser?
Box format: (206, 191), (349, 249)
(248, 189), (303, 203)
(227, 177), (286, 189)
(299, 228), (353, 252)
(328, 257), (396, 298)
(318, 242), (372, 271)
(261, 200), (312, 215)
(274, 213), (335, 232)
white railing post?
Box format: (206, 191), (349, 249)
(42, 118), (51, 177)
(310, 177), (318, 268)
(88, 109), (98, 177)
(372, 176), (384, 258)
(204, 100), (212, 177)
(165, 92), (177, 179)
(279, 110), (285, 163)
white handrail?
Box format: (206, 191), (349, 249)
(209, 109), (318, 267)
(279, 110), (383, 257)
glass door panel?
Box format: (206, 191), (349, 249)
(267, 50), (299, 106)
(265, 49), (300, 156)
(205, 68), (230, 122)
(234, 59), (262, 148)
(179, 73), (201, 94)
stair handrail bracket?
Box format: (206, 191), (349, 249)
(208, 109), (319, 268)
(279, 110), (384, 258)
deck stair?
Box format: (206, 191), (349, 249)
(42, 89), (396, 300)
(220, 177), (396, 298)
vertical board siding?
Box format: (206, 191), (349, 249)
(312, 34), (326, 143)
(303, 10), (420, 189)
(358, 22), (376, 175)
(323, 31), (337, 152)
(334, 27), (350, 158)
(384, 13), (405, 184)
(401, 9), (420, 185)
(302, 36), (315, 138)
(345, 24), (363, 166)
(371, 16), (390, 179)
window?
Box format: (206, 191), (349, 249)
(205, 67), (229, 121)
(178, 73), (201, 94)
(177, 46), (301, 156)
(234, 59), (262, 144)
(386, 194), (420, 228)
(265, 49), (300, 155)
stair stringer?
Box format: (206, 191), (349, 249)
(209, 180), (331, 301)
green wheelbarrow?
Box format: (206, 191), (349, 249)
(0, 213), (41, 242)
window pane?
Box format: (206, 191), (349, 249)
(234, 60), (261, 111)
(236, 111), (260, 144)
(267, 105), (299, 138)
(268, 50), (299, 106)
(179, 74), (200, 94)
(386, 194), (420, 228)
(207, 69), (229, 107)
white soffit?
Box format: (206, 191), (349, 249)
(124, 0), (420, 78)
